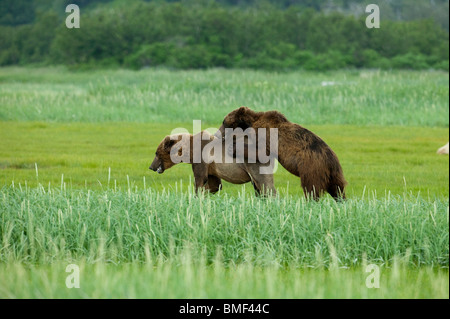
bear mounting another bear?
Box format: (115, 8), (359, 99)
(216, 106), (347, 201)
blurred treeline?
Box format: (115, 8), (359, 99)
(0, 0), (448, 70)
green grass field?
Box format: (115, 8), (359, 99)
(0, 67), (448, 299)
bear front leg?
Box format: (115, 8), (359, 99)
(205, 175), (222, 194)
(192, 163), (209, 194)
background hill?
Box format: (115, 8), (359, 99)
(0, 0), (448, 70)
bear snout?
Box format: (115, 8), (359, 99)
(149, 163), (164, 174)
(149, 155), (163, 172)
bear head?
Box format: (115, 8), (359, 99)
(149, 134), (190, 173)
(215, 106), (259, 139)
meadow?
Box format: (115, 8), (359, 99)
(0, 67), (448, 299)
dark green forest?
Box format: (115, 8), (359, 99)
(0, 0), (448, 70)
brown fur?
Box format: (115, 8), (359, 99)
(149, 131), (276, 196)
(217, 107), (347, 200)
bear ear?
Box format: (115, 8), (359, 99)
(164, 136), (176, 151)
(234, 106), (252, 130)
(235, 106), (248, 116)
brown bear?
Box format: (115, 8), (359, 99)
(216, 106), (347, 200)
(149, 130), (276, 196)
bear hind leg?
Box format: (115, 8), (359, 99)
(206, 175), (222, 194)
(300, 173), (326, 201)
(327, 183), (346, 201)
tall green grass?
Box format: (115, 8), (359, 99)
(0, 67), (448, 127)
(0, 184), (447, 298)
(1, 185), (447, 267)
